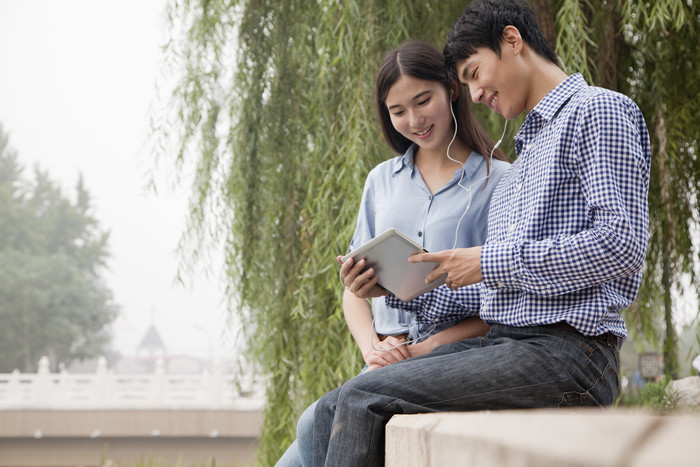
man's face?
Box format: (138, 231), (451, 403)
(455, 46), (528, 120)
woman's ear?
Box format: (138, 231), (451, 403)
(449, 83), (459, 101)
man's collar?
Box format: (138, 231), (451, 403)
(531, 73), (585, 123)
(515, 73), (585, 152)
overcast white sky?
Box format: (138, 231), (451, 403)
(0, 0), (235, 362)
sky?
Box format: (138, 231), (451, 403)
(0, 0), (235, 362)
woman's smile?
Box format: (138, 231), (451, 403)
(414, 124), (434, 139)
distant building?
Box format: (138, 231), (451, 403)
(137, 324), (167, 357)
(113, 324), (206, 374)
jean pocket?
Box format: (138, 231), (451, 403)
(557, 340), (618, 407)
(559, 390), (597, 407)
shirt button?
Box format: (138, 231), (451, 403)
(525, 144), (532, 151)
(428, 195), (432, 200)
(509, 224), (516, 232)
(518, 183), (524, 190)
(418, 231), (423, 237)
(498, 281), (506, 288)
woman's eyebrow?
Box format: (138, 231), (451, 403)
(387, 90), (431, 110)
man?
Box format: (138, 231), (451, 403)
(314, 1), (651, 465)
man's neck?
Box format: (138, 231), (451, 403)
(523, 49), (569, 112)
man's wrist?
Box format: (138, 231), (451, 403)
(481, 243), (514, 290)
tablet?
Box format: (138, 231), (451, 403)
(340, 228), (446, 302)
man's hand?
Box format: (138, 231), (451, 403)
(337, 255), (389, 298)
(409, 247), (483, 290)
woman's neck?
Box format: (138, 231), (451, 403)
(415, 138), (471, 168)
(414, 139), (472, 194)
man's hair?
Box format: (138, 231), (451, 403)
(444, 0), (558, 77)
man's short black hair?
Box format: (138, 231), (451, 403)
(444, 0), (558, 77)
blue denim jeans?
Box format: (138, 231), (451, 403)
(313, 323), (619, 466)
(275, 400), (316, 467)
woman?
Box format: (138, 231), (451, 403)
(276, 40), (510, 466)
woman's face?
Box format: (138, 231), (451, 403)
(385, 75), (454, 153)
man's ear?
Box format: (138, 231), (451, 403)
(501, 25), (523, 55)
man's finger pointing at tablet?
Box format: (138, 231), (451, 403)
(408, 251), (439, 263)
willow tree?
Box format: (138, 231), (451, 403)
(541, 0), (700, 378)
(626, 2), (700, 378)
(155, 0), (699, 463)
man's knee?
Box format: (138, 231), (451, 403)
(315, 386), (341, 419)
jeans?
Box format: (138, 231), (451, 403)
(313, 323), (619, 466)
(275, 401), (316, 467)
(276, 364), (371, 466)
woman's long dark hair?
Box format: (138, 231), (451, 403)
(375, 40), (508, 170)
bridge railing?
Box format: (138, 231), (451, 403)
(0, 356), (264, 410)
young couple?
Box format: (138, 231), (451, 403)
(287, 0), (651, 465)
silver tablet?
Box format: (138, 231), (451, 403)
(341, 228), (446, 302)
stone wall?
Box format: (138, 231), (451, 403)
(0, 409), (262, 466)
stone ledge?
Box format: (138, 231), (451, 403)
(385, 409), (699, 467)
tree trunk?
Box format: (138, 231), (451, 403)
(655, 107), (679, 379)
(531, 0), (556, 50)
(662, 238), (678, 378)
(595, 3), (623, 90)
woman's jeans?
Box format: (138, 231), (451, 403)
(313, 323), (620, 467)
(275, 401), (316, 467)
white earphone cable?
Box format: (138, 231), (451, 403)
(446, 100), (507, 252)
(342, 93), (509, 355)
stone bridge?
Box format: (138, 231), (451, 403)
(0, 356), (264, 466)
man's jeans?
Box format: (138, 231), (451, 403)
(313, 323), (619, 466)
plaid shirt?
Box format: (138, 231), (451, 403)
(386, 74), (651, 344)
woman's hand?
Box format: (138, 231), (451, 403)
(363, 335), (410, 371)
(409, 247), (482, 290)
(338, 255), (389, 298)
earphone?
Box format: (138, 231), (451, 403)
(446, 96), (507, 251)
(341, 86), (509, 356)
(364, 92), (507, 354)
(337, 270), (436, 353)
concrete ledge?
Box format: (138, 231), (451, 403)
(386, 409), (700, 467)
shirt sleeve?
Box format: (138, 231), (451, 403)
(348, 172), (377, 253)
(481, 94), (650, 296)
(385, 282), (483, 324)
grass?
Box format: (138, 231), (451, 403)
(619, 377), (681, 414)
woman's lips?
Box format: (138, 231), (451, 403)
(414, 124), (434, 139)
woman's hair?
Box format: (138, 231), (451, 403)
(375, 40), (508, 166)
